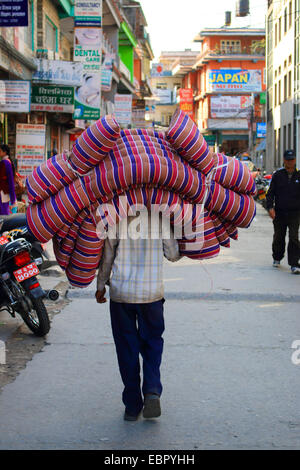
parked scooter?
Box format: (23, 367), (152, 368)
(0, 218), (58, 336)
(254, 172), (272, 209)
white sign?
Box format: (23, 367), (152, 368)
(15, 124), (46, 176)
(208, 118), (248, 130)
(154, 88), (173, 105)
(32, 60), (83, 86)
(114, 94), (132, 127)
(0, 80), (30, 112)
(211, 96), (251, 118)
(75, 0), (102, 27)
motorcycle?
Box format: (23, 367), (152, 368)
(0, 214), (56, 272)
(0, 218), (58, 337)
(254, 173), (272, 208)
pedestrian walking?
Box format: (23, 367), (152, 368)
(0, 144), (17, 215)
(95, 211), (181, 421)
(266, 149), (300, 274)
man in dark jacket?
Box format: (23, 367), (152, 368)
(266, 149), (300, 274)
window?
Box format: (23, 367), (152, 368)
(275, 83), (277, 106)
(278, 79), (281, 105)
(278, 127), (281, 165)
(284, 74), (287, 101)
(283, 125), (287, 152)
(289, 1), (292, 28)
(288, 70), (292, 98)
(284, 8), (287, 34)
(220, 40), (241, 54)
(279, 17), (282, 42)
(45, 17), (57, 52)
(275, 23), (278, 46)
(288, 123), (292, 148)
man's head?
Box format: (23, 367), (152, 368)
(283, 149), (296, 173)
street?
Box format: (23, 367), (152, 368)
(0, 203), (299, 450)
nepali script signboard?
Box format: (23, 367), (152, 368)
(208, 69), (262, 93)
(31, 85), (74, 113)
(15, 124), (46, 176)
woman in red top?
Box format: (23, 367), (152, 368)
(0, 144), (17, 215)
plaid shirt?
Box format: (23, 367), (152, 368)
(97, 213), (181, 303)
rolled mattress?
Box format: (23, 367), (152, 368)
(26, 110), (256, 287)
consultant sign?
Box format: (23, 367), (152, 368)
(208, 69), (262, 93)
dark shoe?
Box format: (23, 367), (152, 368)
(273, 260), (280, 268)
(143, 394), (161, 419)
(291, 266), (300, 275)
(124, 410), (141, 421)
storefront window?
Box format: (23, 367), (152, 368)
(45, 17), (57, 53)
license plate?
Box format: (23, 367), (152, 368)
(13, 263), (40, 282)
(0, 236), (9, 245)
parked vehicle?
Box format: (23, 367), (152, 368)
(0, 214), (57, 272)
(254, 173), (272, 209)
(0, 218), (58, 336)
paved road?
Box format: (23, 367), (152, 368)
(0, 204), (299, 450)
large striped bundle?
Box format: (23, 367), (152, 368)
(26, 110), (256, 287)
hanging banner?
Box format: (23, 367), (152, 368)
(74, 0), (102, 27)
(15, 124), (46, 176)
(0, 0), (28, 27)
(32, 60), (83, 86)
(114, 94), (132, 127)
(208, 69), (262, 93)
(0, 80), (30, 113)
(211, 95), (251, 118)
(101, 52), (115, 91)
(179, 89), (193, 117)
(31, 85), (74, 113)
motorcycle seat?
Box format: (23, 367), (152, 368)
(0, 214), (27, 232)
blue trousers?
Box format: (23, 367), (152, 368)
(110, 299), (165, 415)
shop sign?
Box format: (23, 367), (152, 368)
(151, 63), (172, 77)
(74, 0), (102, 27)
(114, 94), (132, 127)
(15, 124), (46, 176)
(0, 0), (28, 27)
(208, 118), (248, 130)
(31, 85), (74, 113)
(211, 95), (251, 118)
(0, 80), (30, 113)
(256, 122), (266, 138)
(179, 89), (193, 117)
(208, 69), (262, 93)
(101, 52), (115, 91)
(153, 89), (173, 105)
(32, 60), (83, 86)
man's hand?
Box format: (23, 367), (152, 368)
(268, 208), (275, 220)
(95, 287), (107, 303)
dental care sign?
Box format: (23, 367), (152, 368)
(208, 69), (262, 93)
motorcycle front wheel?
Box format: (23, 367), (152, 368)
(21, 297), (50, 337)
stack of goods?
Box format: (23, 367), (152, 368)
(25, 110), (256, 287)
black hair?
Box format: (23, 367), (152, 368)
(0, 144), (10, 156)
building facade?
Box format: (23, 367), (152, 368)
(192, 27), (266, 157)
(266, 0), (295, 172)
(0, 0), (154, 175)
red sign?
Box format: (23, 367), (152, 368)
(179, 89), (193, 118)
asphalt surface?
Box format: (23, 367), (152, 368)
(0, 204), (299, 450)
